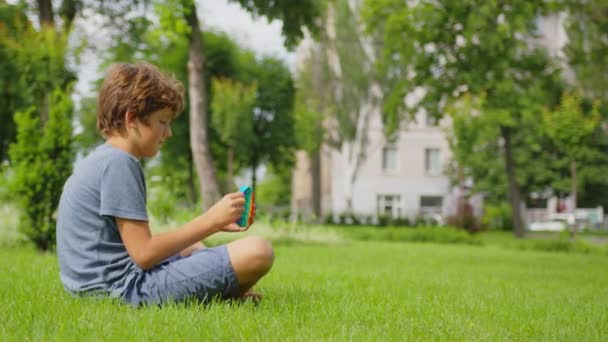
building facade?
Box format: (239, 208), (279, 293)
(291, 108), (478, 222)
(291, 14), (566, 223)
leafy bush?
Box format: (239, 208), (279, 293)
(339, 226), (482, 246)
(8, 88), (74, 250)
(514, 234), (607, 255)
(482, 202), (513, 231)
(445, 197), (483, 233)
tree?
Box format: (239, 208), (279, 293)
(243, 56), (296, 189)
(0, 3), (30, 163)
(210, 77), (257, 190)
(445, 94), (563, 230)
(293, 44), (330, 218)
(9, 88), (74, 251)
(542, 93), (601, 234)
(363, 0), (564, 237)
(307, 0), (384, 214)
(178, 0), (321, 210)
(180, 0), (223, 210)
(0, 2), (74, 161)
(565, 0), (608, 101)
(1, 0), (147, 162)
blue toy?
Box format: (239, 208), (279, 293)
(237, 185), (254, 227)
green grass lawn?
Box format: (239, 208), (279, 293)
(1, 239), (607, 341)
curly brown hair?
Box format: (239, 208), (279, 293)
(97, 62), (184, 136)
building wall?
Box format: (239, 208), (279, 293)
(329, 110), (455, 219)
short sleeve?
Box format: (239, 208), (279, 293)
(99, 156), (148, 221)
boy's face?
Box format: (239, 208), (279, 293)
(129, 107), (174, 158)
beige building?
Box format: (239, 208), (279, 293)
(291, 109), (474, 222)
(291, 14), (567, 224)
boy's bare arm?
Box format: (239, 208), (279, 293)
(116, 192), (245, 270)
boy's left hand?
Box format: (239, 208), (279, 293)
(220, 204), (256, 232)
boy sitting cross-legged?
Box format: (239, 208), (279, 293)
(56, 62), (273, 306)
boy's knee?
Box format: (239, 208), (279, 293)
(244, 236), (274, 272)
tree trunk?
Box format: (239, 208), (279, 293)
(185, 2), (221, 211)
(500, 126), (526, 238)
(251, 156), (258, 190)
(311, 148), (321, 220)
(570, 159), (578, 237)
(187, 152), (197, 204)
(226, 147), (234, 191)
(37, 0), (54, 28)
(35, 0), (54, 126)
(59, 0), (78, 31)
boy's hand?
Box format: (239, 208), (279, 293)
(220, 204), (256, 232)
(220, 223), (246, 232)
(205, 192), (245, 231)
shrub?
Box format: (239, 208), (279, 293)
(323, 213), (335, 225)
(483, 202), (512, 231)
(341, 226), (482, 245)
(393, 216), (412, 227)
(377, 214), (391, 227)
(517, 234), (603, 255)
(8, 88), (74, 251)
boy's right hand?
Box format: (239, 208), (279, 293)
(205, 192), (245, 232)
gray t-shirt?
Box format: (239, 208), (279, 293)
(56, 143), (148, 297)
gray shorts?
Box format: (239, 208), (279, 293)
(121, 245), (241, 306)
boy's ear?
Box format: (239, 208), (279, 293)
(124, 111), (137, 128)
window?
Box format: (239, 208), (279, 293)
(425, 148), (441, 175)
(420, 196), (443, 208)
(382, 145), (398, 172)
(377, 194), (402, 218)
(420, 196), (443, 215)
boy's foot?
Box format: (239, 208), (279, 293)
(239, 291), (263, 303)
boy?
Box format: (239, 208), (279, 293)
(56, 62), (273, 306)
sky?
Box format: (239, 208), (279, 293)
(199, 1), (294, 66)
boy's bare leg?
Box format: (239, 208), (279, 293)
(179, 241), (206, 257)
(226, 236), (274, 296)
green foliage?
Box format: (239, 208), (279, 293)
(146, 158), (200, 224)
(362, 0), (563, 135)
(293, 48), (327, 153)
(338, 226), (482, 245)
(295, 0), (378, 153)
(330, 0), (376, 141)
(9, 28), (75, 108)
(210, 77), (257, 150)
(445, 95), (507, 202)
(293, 95), (324, 153)
(0, 3), (76, 163)
(482, 202), (513, 231)
(228, 0), (322, 49)
(255, 163), (293, 207)
(238, 56), (296, 186)
(0, 2), (76, 250)
(8, 88), (74, 251)
(363, 1), (571, 235)
(542, 93), (601, 165)
(73, 97), (103, 153)
(0, 2), (29, 163)
(565, 0), (608, 101)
